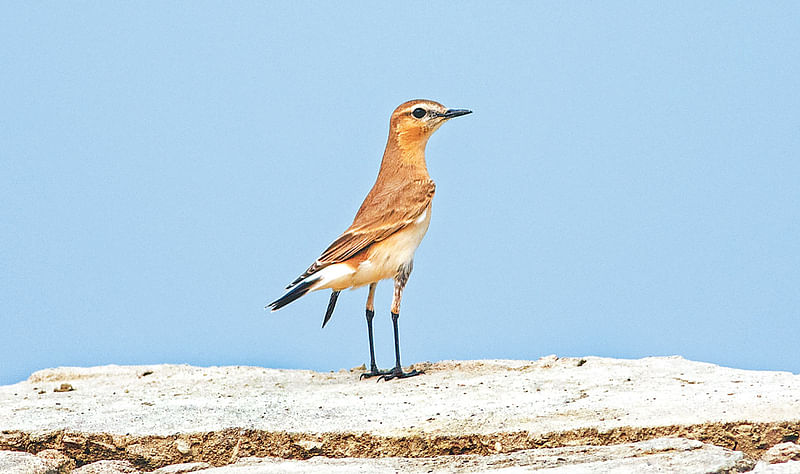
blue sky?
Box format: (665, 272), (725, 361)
(2, 3), (798, 385)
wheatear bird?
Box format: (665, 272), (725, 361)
(268, 99), (471, 381)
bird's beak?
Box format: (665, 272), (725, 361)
(441, 108), (472, 119)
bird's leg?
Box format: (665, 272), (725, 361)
(378, 263), (422, 382)
(360, 283), (390, 379)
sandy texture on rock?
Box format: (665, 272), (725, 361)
(753, 461), (800, 473)
(3, 356), (799, 438)
(193, 437), (750, 473)
(0, 438), (754, 473)
(0, 449), (74, 474)
(762, 442), (800, 464)
(1, 357), (799, 471)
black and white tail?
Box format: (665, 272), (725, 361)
(267, 278), (317, 311)
(322, 290), (340, 328)
(268, 261), (355, 316)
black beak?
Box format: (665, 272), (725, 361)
(442, 108), (472, 119)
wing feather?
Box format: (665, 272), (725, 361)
(287, 179), (435, 288)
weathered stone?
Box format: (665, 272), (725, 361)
(0, 357), (799, 471)
(175, 439), (191, 455)
(153, 462), (212, 473)
(295, 439), (322, 452)
(193, 438), (749, 473)
(53, 383), (74, 393)
(36, 448), (75, 471)
(62, 433), (86, 449)
(762, 442), (800, 463)
(753, 460), (800, 473)
(0, 449), (69, 474)
(2, 357), (798, 438)
(72, 459), (140, 473)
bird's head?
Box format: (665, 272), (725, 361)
(389, 99), (471, 151)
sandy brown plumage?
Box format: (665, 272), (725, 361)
(289, 178), (435, 287)
(267, 99), (471, 381)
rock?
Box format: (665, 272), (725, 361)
(2, 357), (799, 438)
(153, 462), (212, 473)
(1, 357), (799, 471)
(753, 460), (800, 473)
(0, 449), (70, 474)
(72, 459), (140, 473)
(295, 439), (322, 451)
(175, 439), (191, 455)
(36, 448), (76, 471)
(191, 438), (748, 473)
(762, 442), (800, 463)
(62, 433), (86, 449)
(539, 354), (559, 368)
(53, 383), (74, 393)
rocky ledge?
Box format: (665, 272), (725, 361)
(1, 356), (799, 472)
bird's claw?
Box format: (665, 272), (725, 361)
(376, 368), (422, 382)
(360, 367), (393, 380)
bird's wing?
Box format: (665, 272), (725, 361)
(287, 178), (435, 287)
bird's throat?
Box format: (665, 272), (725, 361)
(384, 127), (430, 176)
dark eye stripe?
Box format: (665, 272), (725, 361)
(412, 108), (426, 119)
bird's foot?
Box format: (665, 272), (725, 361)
(376, 367), (423, 382)
(360, 366), (393, 380)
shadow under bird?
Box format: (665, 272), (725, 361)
(268, 99), (471, 381)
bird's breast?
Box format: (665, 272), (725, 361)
(350, 205), (432, 288)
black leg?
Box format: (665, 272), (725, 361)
(377, 311), (421, 381)
(360, 309), (391, 379)
(391, 311), (402, 368)
(367, 309), (378, 371)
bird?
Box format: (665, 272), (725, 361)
(267, 99), (471, 381)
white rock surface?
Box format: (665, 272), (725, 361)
(2, 356), (799, 437)
(753, 461), (800, 473)
(0, 450), (70, 474)
(72, 459), (140, 473)
(1, 356), (799, 473)
(153, 462), (213, 473)
(762, 442), (800, 464)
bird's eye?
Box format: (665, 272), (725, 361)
(412, 108), (426, 119)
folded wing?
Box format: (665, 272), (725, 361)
(287, 178), (435, 288)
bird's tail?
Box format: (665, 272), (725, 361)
(322, 290), (340, 328)
(268, 263), (355, 312)
(267, 278), (318, 311)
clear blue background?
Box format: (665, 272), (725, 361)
(2, 2), (798, 385)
